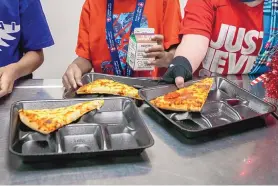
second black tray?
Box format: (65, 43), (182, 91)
(139, 77), (276, 138)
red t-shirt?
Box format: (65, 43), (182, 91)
(76, 0), (182, 77)
(180, 0), (264, 76)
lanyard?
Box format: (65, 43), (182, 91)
(106, 0), (146, 76)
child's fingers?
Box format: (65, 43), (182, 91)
(144, 52), (164, 59)
(0, 80), (9, 98)
(8, 82), (14, 94)
(175, 77), (185, 89)
(145, 45), (164, 53)
(65, 69), (77, 89)
(62, 76), (71, 90)
(151, 35), (164, 45)
(74, 69), (83, 87)
(68, 75), (77, 90)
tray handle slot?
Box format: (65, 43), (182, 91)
(55, 132), (63, 153)
(225, 97), (249, 107)
(219, 102), (243, 121)
(18, 132), (58, 153)
(201, 101), (242, 127)
(100, 125), (111, 150)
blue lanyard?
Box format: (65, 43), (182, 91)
(106, 0), (146, 76)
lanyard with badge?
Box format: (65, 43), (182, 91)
(106, 0), (146, 76)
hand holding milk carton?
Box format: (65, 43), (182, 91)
(127, 28), (157, 71)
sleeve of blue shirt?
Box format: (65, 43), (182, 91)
(20, 0), (54, 52)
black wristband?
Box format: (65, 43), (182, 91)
(163, 56), (193, 83)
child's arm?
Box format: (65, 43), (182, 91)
(0, 50), (44, 97)
(63, 0), (93, 90)
(12, 50), (44, 78)
(163, 0), (213, 88)
(0, 0), (54, 98)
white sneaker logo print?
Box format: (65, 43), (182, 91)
(0, 21), (20, 51)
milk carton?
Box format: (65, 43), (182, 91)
(127, 28), (157, 71)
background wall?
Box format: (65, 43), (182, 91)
(34, 0), (187, 78)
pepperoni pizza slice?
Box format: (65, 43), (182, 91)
(150, 78), (214, 112)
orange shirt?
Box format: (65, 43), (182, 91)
(76, 0), (182, 77)
(180, 0), (264, 75)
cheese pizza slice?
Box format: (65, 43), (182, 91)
(77, 79), (142, 100)
(150, 78), (214, 112)
(19, 100), (104, 134)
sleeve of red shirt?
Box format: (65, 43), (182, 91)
(162, 0), (182, 50)
(75, 0), (91, 60)
(180, 0), (215, 39)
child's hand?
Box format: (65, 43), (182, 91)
(63, 63), (83, 90)
(143, 35), (174, 68)
(0, 64), (18, 98)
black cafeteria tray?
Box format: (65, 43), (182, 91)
(63, 72), (162, 100)
(9, 97), (154, 162)
(139, 77), (277, 138)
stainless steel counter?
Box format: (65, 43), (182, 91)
(1, 77), (278, 184)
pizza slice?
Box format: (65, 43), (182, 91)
(77, 79), (142, 100)
(150, 78), (214, 112)
(19, 100), (104, 134)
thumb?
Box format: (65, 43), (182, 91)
(175, 77), (185, 89)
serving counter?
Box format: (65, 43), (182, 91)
(1, 77), (278, 184)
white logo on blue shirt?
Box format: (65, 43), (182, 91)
(0, 21), (20, 51)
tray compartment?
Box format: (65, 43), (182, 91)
(58, 124), (103, 153)
(81, 99), (137, 129)
(9, 104), (59, 155)
(83, 111), (129, 125)
(207, 89), (231, 102)
(9, 98), (154, 161)
(22, 139), (56, 154)
(232, 105), (259, 119)
(168, 112), (212, 131)
(139, 77), (276, 138)
(106, 125), (139, 150)
(201, 101), (241, 126)
(13, 131), (57, 155)
(217, 78), (273, 114)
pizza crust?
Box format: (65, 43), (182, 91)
(77, 86), (112, 95)
(19, 111), (50, 134)
(150, 100), (202, 112)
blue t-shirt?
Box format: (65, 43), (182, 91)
(0, 0), (54, 67)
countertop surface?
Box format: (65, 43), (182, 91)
(1, 77), (278, 185)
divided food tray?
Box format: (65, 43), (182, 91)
(139, 77), (276, 138)
(63, 72), (162, 100)
(9, 98), (154, 162)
